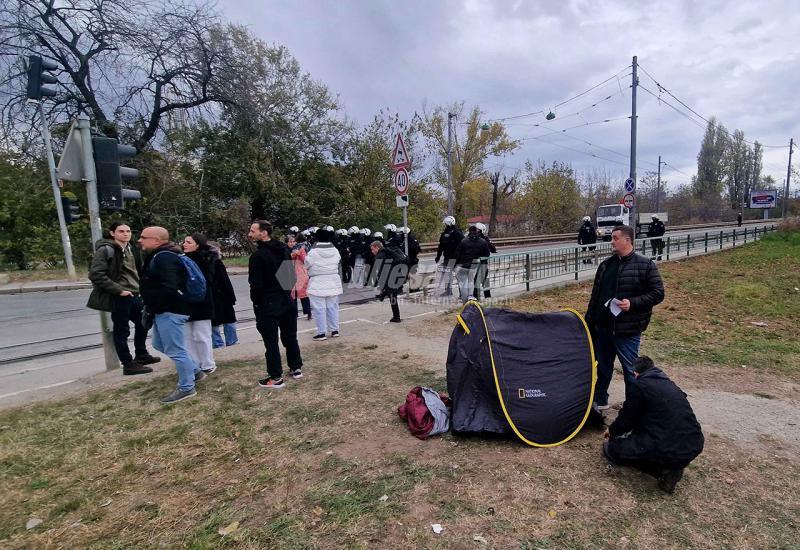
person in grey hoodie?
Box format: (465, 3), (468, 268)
(304, 227), (343, 341)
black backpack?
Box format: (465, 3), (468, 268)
(386, 245), (409, 265)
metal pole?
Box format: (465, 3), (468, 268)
(656, 155), (661, 212)
(783, 138), (793, 219)
(629, 56), (638, 243)
(39, 102), (77, 281)
(447, 112), (454, 217)
(77, 114), (118, 370)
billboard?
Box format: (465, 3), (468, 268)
(749, 189), (777, 209)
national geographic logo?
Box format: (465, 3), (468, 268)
(518, 388), (546, 399)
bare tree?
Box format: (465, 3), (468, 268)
(487, 170), (515, 236)
(0, 0), (236, 150)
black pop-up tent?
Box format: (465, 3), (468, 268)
(446, 301), (597, 447)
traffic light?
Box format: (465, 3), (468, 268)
(92, 136), (141, 210)
(60, 195), (81, 224)
(25, 55), (58, 101)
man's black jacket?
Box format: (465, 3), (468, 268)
(609, 367), (704, 463)
(435, 227), (464, 263)
(585, 251), (664, 335)
(249, 239), (295, 307)
(140, 243), (190, 315)
(578, 221), (597, 245)
(648, 220), (666, 238)
(454, 234), (491, 269)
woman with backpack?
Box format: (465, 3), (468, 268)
(304, 228), (343, 340)
(182, 233), (218, 374)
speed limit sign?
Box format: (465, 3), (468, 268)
(393, 167), (409, 196)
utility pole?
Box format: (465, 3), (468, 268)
(38, 102), (77, 281)
(447, 112), (455, 216)
(77, 113), (118, 371)
(656, 155), (662, 212)
(629, 55), (638, 239)
(784, 138), (793, 219)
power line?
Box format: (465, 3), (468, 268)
(526, 134), (631, 167)
(637, 63), (789, 149)
(487, 65), (631, 123)
(499, 87), (629, 127)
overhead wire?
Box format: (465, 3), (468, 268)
(486, 64), (631, 123)
(637, 63), (789, 149)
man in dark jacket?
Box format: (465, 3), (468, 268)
(474, 222), (496, 298)
(87, 221), (159, 375)
(453, 225), (491, 303)
(435, 216), (464, 296)
(577, 216), (597, 264)
(371, 240), (406, 322)
(585, 225), (664, 409)
(138, 226), (202, 404)
(647, 215), (666, 260)
(248, 220), (303, 389)
(603, 356), (704, 494)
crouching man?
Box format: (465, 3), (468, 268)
(603, 356), (704, 494)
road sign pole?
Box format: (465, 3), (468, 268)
(39, 102), (77, 281)
(77, 114), (119, 371)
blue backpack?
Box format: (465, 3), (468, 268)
(154, 251), (207, 303)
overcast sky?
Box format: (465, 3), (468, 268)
(220, 0), (799, 192)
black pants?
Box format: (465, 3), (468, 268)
(111, 294), (148, 364)
(256, 293), (303, 380)
(294, 296), (311, 316)
(605, 440), (690, 477)
(650, 239), (664, 258)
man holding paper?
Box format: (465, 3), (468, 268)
(585, 225), (664, 409)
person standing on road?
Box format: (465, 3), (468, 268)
(435, 216), (464, 297)
(452, 225), (491, 304)
(603, 356), (704, 494)
(138, 226), (203, 404)
(584, 225), (665, 410)
(182, 233), (218, 375)
(474, 222), (496, 299)
(207, 240), (239, 348)
(287, 233), (312, 321)
(647, 215), (666, 260)
(371, 240), (406, 322)
(87, 221), (160, 375)
(248, 220), (303, 388)
(737, 212), (743, 227)
(577, 215), (597, 265)
(305, 228), (343, 340)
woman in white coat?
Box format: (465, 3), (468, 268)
(305, 227), (343, 341)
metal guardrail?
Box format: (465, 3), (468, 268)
(414, 222), (778, 297)
(416, 219), (781, 253)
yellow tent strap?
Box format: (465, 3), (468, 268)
(458, 301), (598, 448)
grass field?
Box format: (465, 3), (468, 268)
(1, 230), (798, 549)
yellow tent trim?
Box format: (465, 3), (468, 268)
(457, 300), (598, 448)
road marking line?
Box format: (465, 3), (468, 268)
(0, 379), (78, 400)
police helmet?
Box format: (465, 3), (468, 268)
(443, 216), (456, 226)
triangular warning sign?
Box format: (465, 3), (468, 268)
(391, 133), (411, 168)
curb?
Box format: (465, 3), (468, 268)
(0, 282), (93, 295)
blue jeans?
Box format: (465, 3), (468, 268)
(151, 312), (199, 392)
(454, 266), (475, 304)
(593, 329), (641, 406)
(212, 323), (239, 348)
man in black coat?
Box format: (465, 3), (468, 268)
(248, 220), (303, 389)
(371, 240), (407, 322)
(453, 225), (491, 304)
(585, 225), (664, 410)
(435, 216), (464, 296)
(647, 215), (666, 260)
(577, 215), (597, 264)
(139, 226), (202, 404)
(603, 356), (704, 494)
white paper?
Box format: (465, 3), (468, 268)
(605, 298), (623, 317)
